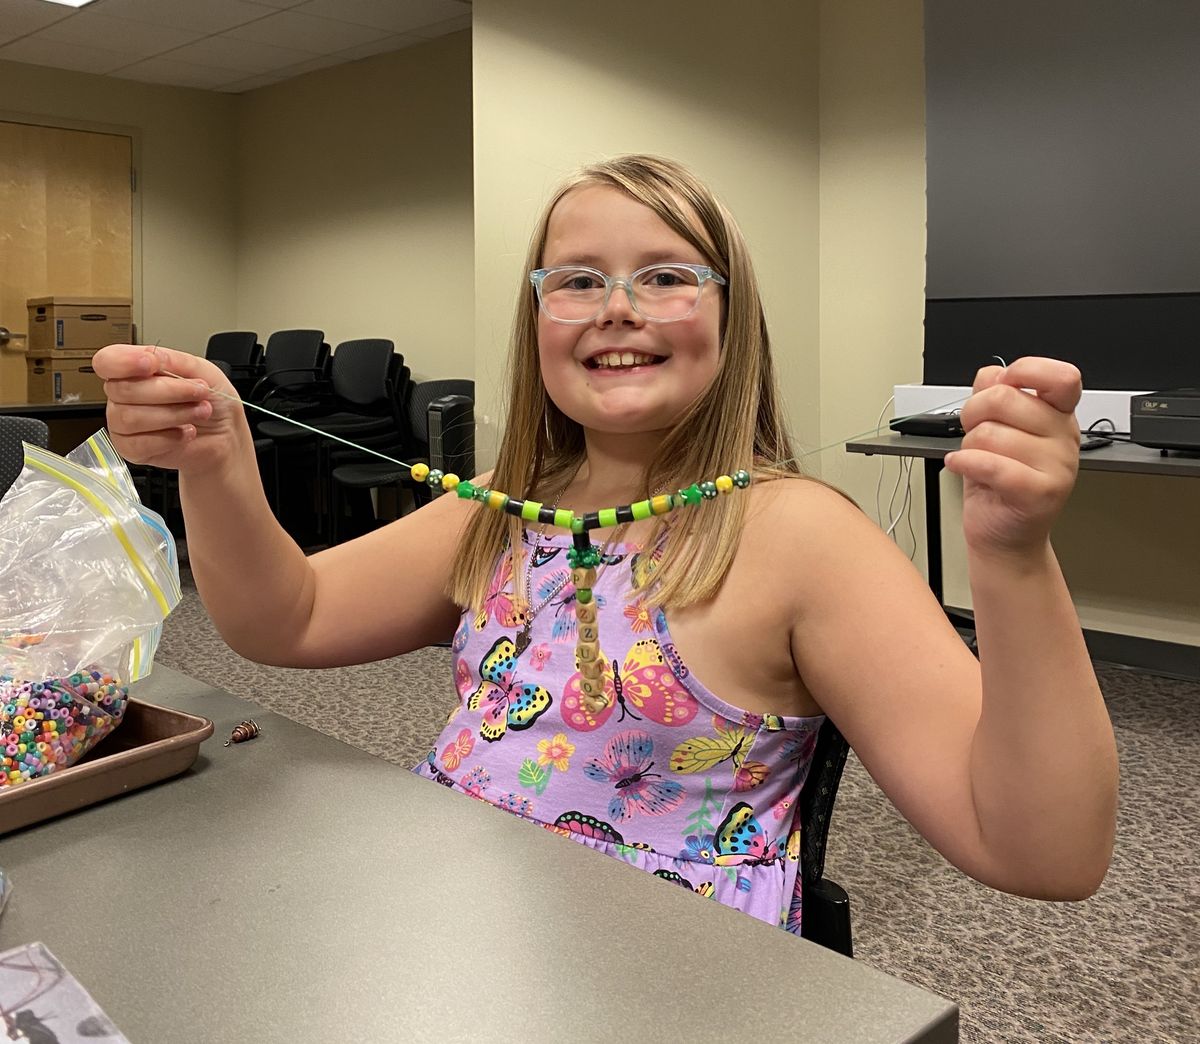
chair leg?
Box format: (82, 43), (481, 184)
(801, 878), (853, 958)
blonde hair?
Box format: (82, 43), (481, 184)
(450, 154), (804, 613)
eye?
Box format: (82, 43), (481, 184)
(544, 268), (604, 293)
(564, 274), (601, 291)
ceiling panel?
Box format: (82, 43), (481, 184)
(224, 10), (392, 55)
(0, 0), (73, 47)
(294, 0), (471, 36)
(0, 0), (471, 92)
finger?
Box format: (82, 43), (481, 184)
(944, 447), (1045, 490)
(108, 426), (197, 466)
(103, 373), (213, 406)
(92, 344), (161, 380)
(960, 382), (1073, 439)
(959, 419), (1049, 470)
(972, 365), (1006, 394)
(108, 400), (213, 436)
(995, 357), (1082, 414)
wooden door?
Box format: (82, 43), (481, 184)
(0, 120), (133, 403)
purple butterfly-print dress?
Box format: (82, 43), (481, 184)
(415, 531), (824, 934)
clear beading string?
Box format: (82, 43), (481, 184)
(162, 368), (968, 478)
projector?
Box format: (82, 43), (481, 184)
(1130, 389), (1200, 451)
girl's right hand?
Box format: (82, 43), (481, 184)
(92, 344), (247, 474)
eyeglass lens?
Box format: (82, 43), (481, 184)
(539, 265), (704, 322)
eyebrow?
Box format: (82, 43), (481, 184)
(542, 249), (695, 269)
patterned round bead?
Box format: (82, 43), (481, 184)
(441, 473), (460, 492)
(426, 469), (444, 488)
(699, 481), (718, 499)
(715, 475), (734, 493)
(732, 469), (751, 488)
(410, 462), (430, 482)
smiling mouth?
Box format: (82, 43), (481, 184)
(585, 351), (666, 370)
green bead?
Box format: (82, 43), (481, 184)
(473, 486), (490, 502)
(553, 508), (575, 530)
(680, 483), (702, 506)
(699, 480), (718, 499)
(598, 507), (618, 529)
(631, 500), (652, 521)
(426, 468), (444, 488)
(571, 516), (585, 534)
(576, 588), (593, 604)
(520, 500), (542, 521)
(732, 469), (751, 488)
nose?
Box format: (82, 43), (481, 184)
(594, 278), (644, 328)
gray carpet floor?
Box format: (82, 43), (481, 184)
(156, 569), (1199, 1044)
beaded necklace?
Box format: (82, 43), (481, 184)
(409, 462), (752, 712)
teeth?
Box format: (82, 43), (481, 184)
(592, 351), (657, 368)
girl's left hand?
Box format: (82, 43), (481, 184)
(944, 357), (1082, 560)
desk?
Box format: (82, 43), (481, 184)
(0, 401), (106, 454)
(0, 667), (958, 1043)
(846, 434), (1200, 626)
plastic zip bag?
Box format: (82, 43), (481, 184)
(0, 433), (181, 785)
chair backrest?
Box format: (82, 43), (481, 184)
(799, 717), (850, 887)
(204, 331), (260, 370)
(329, 339), (398, 408)
(262, 329), (329, 382)
(0, 416), (50, 498)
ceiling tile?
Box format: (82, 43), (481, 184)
(225, 9), (391, 55)
(408, 12), (471, 38)
(294, 0), (470, 36)
(0, 35), (127, 75)
(114, 55), (246, 90)
(0, 0), (74, 47)
(95, 0), (281, 36)
(241, 0), (309, 7)
(166, 34), (317, 73)
(325, 33), (421, 63)
(36, 11), (203, 59)
(215, 71), (290, 94)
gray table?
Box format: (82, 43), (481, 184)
(0, 667), (958, 1043)
(846, 433), (1200, 626)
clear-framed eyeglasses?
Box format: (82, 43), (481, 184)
(529, 262), (727, 325)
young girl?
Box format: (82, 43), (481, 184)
(94, 155), (1118, 934)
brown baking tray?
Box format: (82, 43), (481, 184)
(0, 698), (213, 835)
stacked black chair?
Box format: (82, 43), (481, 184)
(799, 718), (853, 956)
(0, 416), (50, 498)
(328, 378), (473, 542)
(204, 331), (262, 399)
(255, 340), (404, 541)
(248, 329), (330, 416)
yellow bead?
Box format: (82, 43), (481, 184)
(715, 475), (734, 493)
(650, 494), (673, 515)
(486, 490), (507, 511)
(410, 463), (429, 482)
(441, 473), (459, 491)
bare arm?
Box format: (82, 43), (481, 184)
(97, 344), (470, 667)
(782, 359), (1119, 900)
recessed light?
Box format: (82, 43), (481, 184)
(40, 0), (99, 8)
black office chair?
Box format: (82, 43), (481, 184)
(799, 717), (853, 957)
(327, 378), (474, 542)
(204, 331), (262, 399)
(248, 329), (330, 415)
(0, 416), (50, 498)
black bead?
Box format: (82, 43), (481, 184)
(537, 505), (558, 525)
(615, 505), (635, 523)
(582, 511), (602, 531)
(502, 498), (525, 518)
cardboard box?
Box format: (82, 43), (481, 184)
(0, 337), (30, 405)
(27, 296), (132, 353)
(26, 351), (106, 404)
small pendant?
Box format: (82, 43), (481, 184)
(513, 628), (531, 656)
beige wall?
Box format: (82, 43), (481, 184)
(471, 0), (821, 468)
(0, 59), (237, 354)
(818, 0), (929, 568)
(234, 32), (474, 379)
